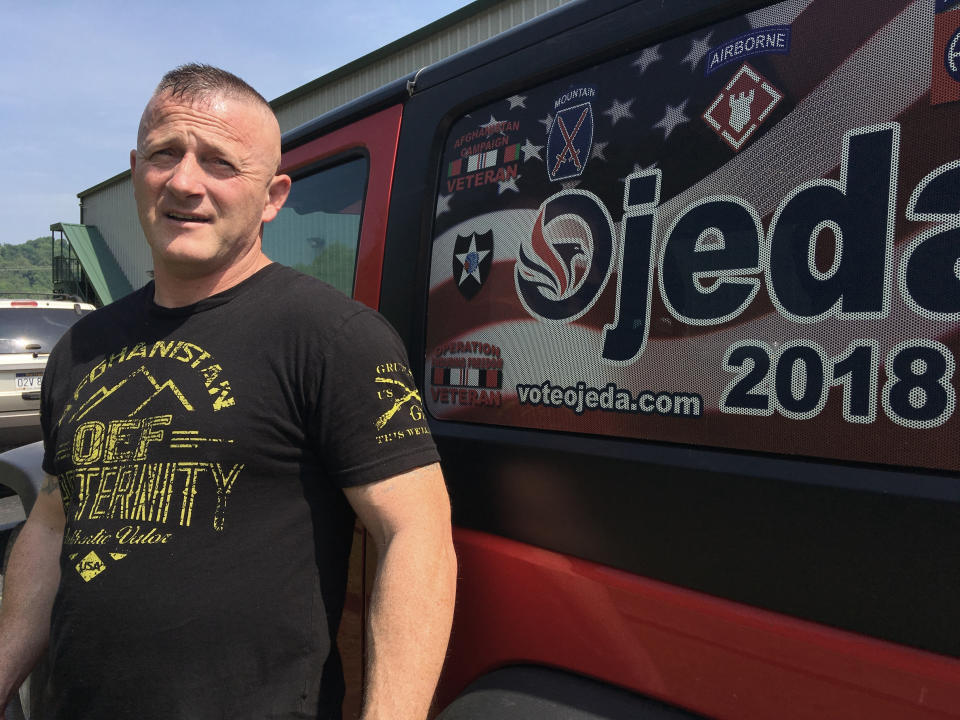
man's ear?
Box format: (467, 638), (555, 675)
(130, 149), (137, 172)
(262, 174), (292, 223)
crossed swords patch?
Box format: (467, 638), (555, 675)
(547, 101), (594, 182)
(374, 376), (423, 431)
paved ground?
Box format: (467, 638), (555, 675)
(0, 495), (25, 528)
(0, 439), (39, 599)
(0, 495), (27, 598)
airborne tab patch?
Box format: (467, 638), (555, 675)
(704, 25), (791, 76)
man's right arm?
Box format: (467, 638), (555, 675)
(0, 473), (64, 718)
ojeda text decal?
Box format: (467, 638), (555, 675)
(516, 123), (960, 364)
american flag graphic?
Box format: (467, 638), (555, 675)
(427, 0), (960, 473)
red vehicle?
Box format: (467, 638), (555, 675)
(273, 1), (960, 716)
(5, 1), (960, 718)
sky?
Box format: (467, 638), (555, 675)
(0, 0), (475, 245)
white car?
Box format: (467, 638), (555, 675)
(0, 299), (94, 447)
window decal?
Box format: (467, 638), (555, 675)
(426, 0), (960, 473)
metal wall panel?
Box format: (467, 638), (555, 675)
(78, 0), (571, 292)
(80, 176), (153, 291)
(273, 0), (571, 132)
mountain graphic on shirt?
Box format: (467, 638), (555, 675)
(68, 366), (195, 424)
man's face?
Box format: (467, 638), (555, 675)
(131, 92), (289, 278)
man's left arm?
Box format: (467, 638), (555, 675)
(344, 461), (457, 720)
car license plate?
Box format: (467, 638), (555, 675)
(15, 372), (43, 391)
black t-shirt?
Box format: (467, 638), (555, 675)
(39, 264), (439, 719)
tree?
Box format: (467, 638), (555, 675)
(0, 237), (53, 295)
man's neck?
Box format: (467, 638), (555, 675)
(151, 252), (273, 308)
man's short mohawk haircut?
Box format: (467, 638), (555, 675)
(155, 63), (271, 110)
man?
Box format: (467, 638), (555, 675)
(0, 64), (456, 719)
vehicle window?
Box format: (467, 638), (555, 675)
(262, 156), (368, 296)
(424, 0), (960, 473)
(0, 308), (91, 354)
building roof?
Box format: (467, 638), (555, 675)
(270, 0), (502, 108)
(50, 223), (134, 305)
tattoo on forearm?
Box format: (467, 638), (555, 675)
(41, 474), (59, 495)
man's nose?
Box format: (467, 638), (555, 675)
(166, 154), (205, 196)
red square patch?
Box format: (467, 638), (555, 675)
(702, 62), (783, 151)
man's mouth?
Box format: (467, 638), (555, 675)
(165, 212), (211, 223)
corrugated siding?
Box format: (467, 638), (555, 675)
(274, 0), (572, 132)
(79, 0), (572, 290)
(80, 176), (154, 290)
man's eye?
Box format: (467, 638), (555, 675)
(212, 158), (236, 170)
